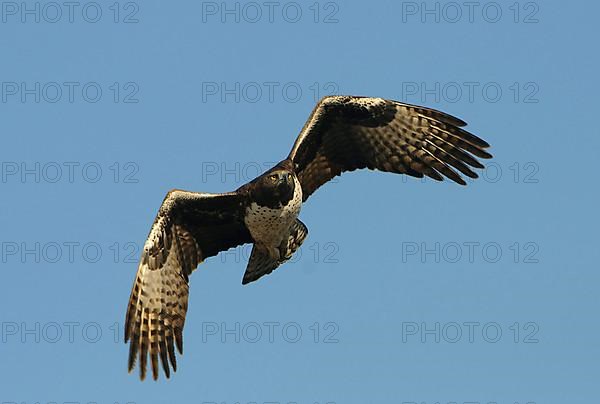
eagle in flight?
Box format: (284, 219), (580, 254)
(125, 96), (492, 380)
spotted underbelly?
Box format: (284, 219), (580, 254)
(244, 178), (302, 247)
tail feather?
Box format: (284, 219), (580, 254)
(242, 245), (280, 285)
(242, 219), (308, 284)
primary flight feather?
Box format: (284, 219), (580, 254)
(124, 95), (492, 380)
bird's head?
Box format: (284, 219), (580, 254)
(252, 169), (296, 208)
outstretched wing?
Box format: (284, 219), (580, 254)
(288, 96), (492, 200)
(124, 190), (252, 381)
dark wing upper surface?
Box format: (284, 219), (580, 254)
(125, 190), (252, 380)
(288, 96), (492, 200)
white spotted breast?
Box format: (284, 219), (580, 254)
(245, 176), (302, 247)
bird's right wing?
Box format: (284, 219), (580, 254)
(125, 190), (252, 381)
(288, 96), (492, 201)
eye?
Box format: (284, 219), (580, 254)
(287, 173), (292, 180)
(269, 174), (278, 182)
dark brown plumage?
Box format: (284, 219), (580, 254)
(124, 191), (252, 380)
(289, 96), (491, 200)
(124, 96), (492, 380)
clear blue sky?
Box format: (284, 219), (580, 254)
(1, 1), (598, 403)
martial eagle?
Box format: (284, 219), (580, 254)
(124, 95), (492, 380)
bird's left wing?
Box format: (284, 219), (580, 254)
(288, 96), (492, 200)
(125, 190), (252, 380)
